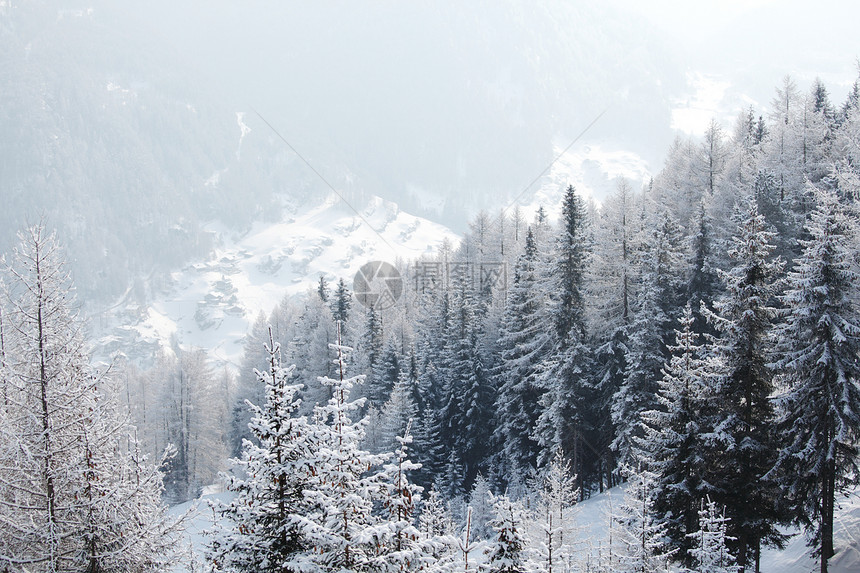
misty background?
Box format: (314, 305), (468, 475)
(0, 0), (857, 334)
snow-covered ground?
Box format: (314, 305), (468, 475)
(571, 485), (860, 572)
(174, 484), (860, 571)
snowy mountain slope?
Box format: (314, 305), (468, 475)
(531, 141), (652, 209)
(94, 193), (459, 368)
(91, 133), (651, 371)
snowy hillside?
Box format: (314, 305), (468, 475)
(93, 193), (460, 367)
(92, 137), (651, 369)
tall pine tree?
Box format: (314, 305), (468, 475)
(640, 305), (715, 565)
(704, 199), (786, 571)
(495, 226), (550, 483)
(536, 185), (596, 495)
(771, 187), (860, 573)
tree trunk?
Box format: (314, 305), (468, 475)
(821, 458), (836, 573)
(736, 531), (748, 572)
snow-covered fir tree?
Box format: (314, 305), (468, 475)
(304, 327), (391, 571)
(535, 185), (596, 493)
(379, 367), (420, 453)
(286, 291), (337, 411)
(612, 209), (686, 470)
(640, 304), (715, 565)
(482, 494), (532, 573)
(207, 327), (316, 572)
(532, 449), (579, 573)
(588, 178), (640, 491)
(770, 187), (860, 573)
(685, 497), (738, 573)
(495, 226), (550, 485)
(439, 268), (494, 489)
(370, 421), (435, 572)
(704, 198), (786, 570)
(331, 277), (352, 325)
(418, 485), (459, 567)
(468, 473), (496, 542)
(614, 464), (674, 573)
(370, 334), (401, 408)
(411, 406), (446, 491)
(686, 203), (720, 337)
(230, 311), (271, 456)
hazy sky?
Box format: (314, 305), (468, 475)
(5, 1), (860, 227)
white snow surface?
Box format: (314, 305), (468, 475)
(569, 485), (860, 573)
(95, 193), (459, 368)
(175, 484), (860, 571)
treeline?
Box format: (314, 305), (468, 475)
(120, 72), (860, 572)
(217, 73), (859, 572)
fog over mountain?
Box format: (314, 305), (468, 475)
(0, 0), (857, 308)
(122, 1), (680, 212)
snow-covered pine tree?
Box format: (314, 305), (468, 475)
(482, 494), (532, 573)
(411, 406), (446, 491)
(207, 327), (315, 572)
(532, 449), (579, 573)
(368, 334), (401, 408)
(548, 185), (589, 343)
(0, 224), (179, 572)
(753, 169), (796, 263)
(230, 310), (271, 456)
(370, 421), (435, 572)
(614, 464), (674, 573)
(439, 268), (494, 489)
(363, 302), (385, 376)
(285, 290), (337, 412)
(363, 403), (385, 453)
(770, 187), (860, 573)
(686, 203), (719, 337)
(421, 485), (455, 539)
(704, 198), (786, 571)
(468, 473), (495, 542)
(495, 226), (550, 484)
(440, 448), (467, 505)
(318, 274), (330, 302)
(612, 210), (686, 470)
(379, 367), (419, 454)
(640, 304), (714, 565)
(685, 497), (739, 573)
(305, 324), (390, 571)
(331, 277), (352, 325)
(417, 484), (459, 569)
(588, 178), (639, 490)
(535, 185), (597, 494)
